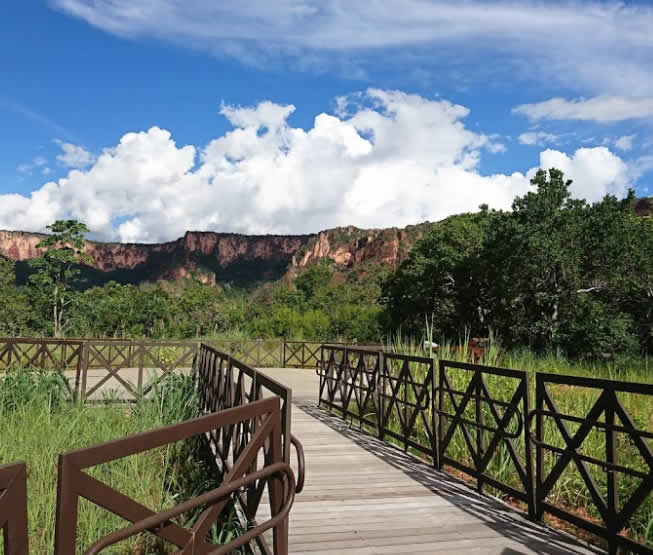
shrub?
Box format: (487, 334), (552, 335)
(0, 367), (70, 413)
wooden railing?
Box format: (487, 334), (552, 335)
(54, 398), (294, 555)
(318, 344), (653, 555)
(0, 462), (28, 555)
(0, 337), (353, 376)
(195, 344), (297, 472)
(0, 338), (305, 554)
(0, 337), (341, 405)
(0, 337), (84, 372)
(82, 340), (197, 400)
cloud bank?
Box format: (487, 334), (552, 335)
(0, 89), (636, 243)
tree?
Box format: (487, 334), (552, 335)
(178, 281), (223, 337)
(380, 211), (492, 338)
(486, 169), (587, 349)
(380, 168), (652, 357)
(295, 264), (332, 302)
(0, 257), (31, 336)
(28, 220), (92, 337)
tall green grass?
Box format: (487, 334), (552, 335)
(0, 369), (243, 554)
(382, 334), (653, 550)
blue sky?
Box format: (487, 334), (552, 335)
(1, 1), (652, 242)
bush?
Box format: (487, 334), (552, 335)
(557, 296), (640, 358)
(0, 367), (70, 412)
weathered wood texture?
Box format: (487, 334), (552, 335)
(257, 368), (599, 555)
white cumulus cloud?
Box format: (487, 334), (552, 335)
(0, 90), (639, 242)
(532, 147), (630, 200)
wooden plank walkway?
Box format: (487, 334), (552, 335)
(258, 368), (600, 555)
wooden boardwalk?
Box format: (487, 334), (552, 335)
(258, 368), (600, 555)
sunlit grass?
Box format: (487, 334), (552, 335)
(0, 368), (244, 554)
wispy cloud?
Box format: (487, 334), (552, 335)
(0, 96), (80, 142)
(513, 96), (653, 123)
(518, 132), (560, 146)
(614, 134), (636, 152)
(51, 1), (653, 96)
(16, 156), (50, 175)
(55, 139), (94, 168)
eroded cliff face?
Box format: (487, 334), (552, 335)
(0, 231), (47, 261)
(293, 225), (424, 269)
(0, 225), (429, 286)
(182, 232), (310, 265)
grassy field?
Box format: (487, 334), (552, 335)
(375, 337), (653, 550)
(0, 369), (241, 554)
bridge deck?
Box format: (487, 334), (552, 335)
(258, 368), (599, 555)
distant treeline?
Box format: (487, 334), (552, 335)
(0, 253), (383, 342)
(1, 168), (651, 358)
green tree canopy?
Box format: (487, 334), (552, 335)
(381, 168), (653, 357)
(28, 220), (92, 337)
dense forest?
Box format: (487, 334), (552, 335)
(1, 168), (651, 359)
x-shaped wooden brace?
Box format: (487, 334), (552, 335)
(612, 397), (653, 530)
(84, 345), (139, 399)
(540, 389), (610, 523)
(476, 377), (528, 489)
(343, 352), (378, 419)
(380, 359), (433, 447)
(321, 351), (346, 406)
(140, 345), (196, 395)
(439, 371), (482, 469)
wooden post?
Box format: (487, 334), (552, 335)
(282, 340), (286, 368)
(378, 351), (385, 441)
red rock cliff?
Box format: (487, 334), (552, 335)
(0, 225), (430, 285)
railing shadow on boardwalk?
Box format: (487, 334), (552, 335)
(298, 403), (602, 555)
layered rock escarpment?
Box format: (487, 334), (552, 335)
(0, 224), (429, 287)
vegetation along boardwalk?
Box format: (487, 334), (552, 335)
(3, 339), (648, 553)
(258, 368), (598, 554)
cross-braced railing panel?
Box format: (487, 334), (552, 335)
(317, 346), (382, 432)
(54, 397), (294, 555)
(532, 373), (653, 555)
(196, 345), (294, 467)
(207, 340), (283, 368)
(317, 345), (346, 412)
(284, 341), (322, 369)
(0, 462), (28, 555)
(81, 340), (197, 401)
(84, 341), (133, 370)
(379, 353), (435, 459)
(0, 338), (83, 372)
(438, 361), (533, 510)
